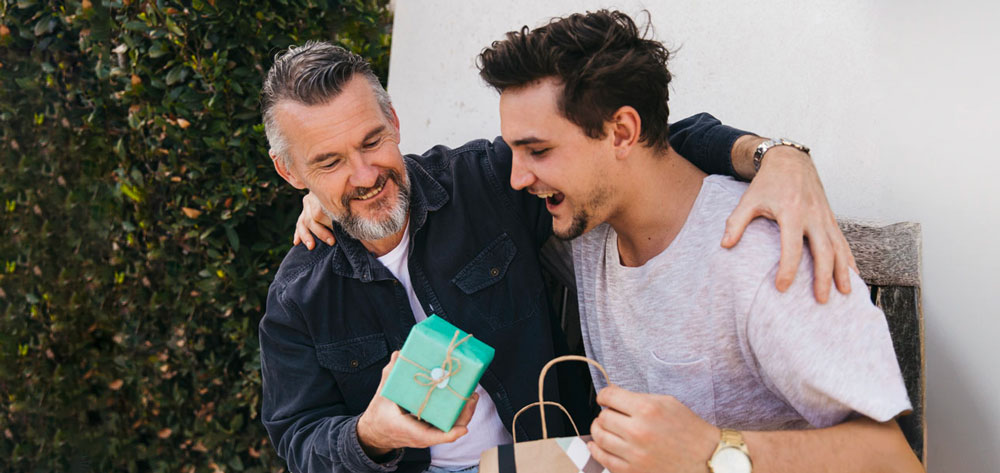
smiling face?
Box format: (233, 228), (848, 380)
(500, 78), (617, 240)
(271, 75), (409, 243)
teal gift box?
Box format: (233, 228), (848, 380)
(382, 314), (495, 432)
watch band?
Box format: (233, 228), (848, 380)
(753, 138), (810, 173)
(708, 429), (752, 473)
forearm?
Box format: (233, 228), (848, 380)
(741, 418), (923, 473)
(731, 134), (767, 180)
(269, 414), (403, 473)
(668, 113), (749, 177)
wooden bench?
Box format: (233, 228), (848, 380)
(839, 219), (925, 463)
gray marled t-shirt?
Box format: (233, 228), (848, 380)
(572, 175), (911, 430)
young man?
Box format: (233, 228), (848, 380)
(476, 10), (921, 473)
(263, 40), (853, 473)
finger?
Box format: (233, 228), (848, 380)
(721, 195), (761, 249)
(307, 219), (336, 247)
(589, 415), (632, 458)
(808, 229), (834, 304)
(295, 211), (316, 249)
(775, 218), (804, 292)
(403, 415), (469, 448)
(595, 385), (646, 416)
(452, 392), (479, 428)
(587, 440), (629, 473)
(377, 351), (400, 391)
(592, 405), (637, 441)
(832, 234), (853, 295)
(296, 224), (315, 250)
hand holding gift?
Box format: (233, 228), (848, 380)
(357, 350), (481, 459)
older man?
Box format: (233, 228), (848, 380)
(260, 41), (852, 473)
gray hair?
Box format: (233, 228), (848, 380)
(260, 41), (393, 166)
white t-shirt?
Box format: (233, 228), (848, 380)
(572, 175), (912, 429)
(377, 223), (512, 468)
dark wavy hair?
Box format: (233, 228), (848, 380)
(478, 10), (673, 151)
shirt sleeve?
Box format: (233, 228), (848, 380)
(743, 251), (913, 428)
(259, 284), (404, 473)
(668, 112), (751, 177)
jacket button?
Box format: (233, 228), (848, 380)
(490, 267), (500, 277)
(350, 360), (359, 368)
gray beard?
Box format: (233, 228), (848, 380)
(325, 171), (411, 242)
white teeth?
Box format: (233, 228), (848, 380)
(355, 182), (385, 200)
(537, 192), (555, 199)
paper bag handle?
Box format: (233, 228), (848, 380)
(511, 401), (580, 443)
(536, 355), (611, 439)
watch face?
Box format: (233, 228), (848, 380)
(709, 447), (752, 473)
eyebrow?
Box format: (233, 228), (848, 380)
(510, 136), (545, 147)
(306, 125), (388, 166)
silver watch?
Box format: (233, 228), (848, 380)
(753, 138), (810, 172)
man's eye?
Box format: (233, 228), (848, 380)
(363, 137), (383, 149)
(530, 148), (550, 157)
(321, 159), (341, 169)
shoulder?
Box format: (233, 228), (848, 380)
(699, 176), (784, 284)
(264, 242), (338, 326)
(271, 242), (334, 289)
(405, 137), (505, 173)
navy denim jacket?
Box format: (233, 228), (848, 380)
(259, 113), (746, 473)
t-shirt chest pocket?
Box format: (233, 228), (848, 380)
(646, 352), (718, 425)
(450, 233), (540, 330)
(315, 334), (388, 411)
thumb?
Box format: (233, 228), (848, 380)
(722, 197), (761, 248)
(377, 351), (400, 393)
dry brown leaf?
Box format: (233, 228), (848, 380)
(177, 118), (191, 129)
(181, 207), (201, 219)
(157, 428), (172, 439)
(109, 379), (124, 390)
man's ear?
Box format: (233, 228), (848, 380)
(270, 150), (307, 190)
(610, 106), (641, 160)
(388, 105), (401, 142)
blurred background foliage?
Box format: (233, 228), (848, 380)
(0, 0), (391, 471)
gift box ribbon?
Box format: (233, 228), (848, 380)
(397, 329), (473, 420)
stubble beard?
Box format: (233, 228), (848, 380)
(324, 168), (411, 242)
(553, 184), (610, 241)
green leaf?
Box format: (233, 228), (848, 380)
(123, 21), (150, 32)
(225, 225), (240, 252)
(165, 66), (186, 85)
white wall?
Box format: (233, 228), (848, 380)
(387, 1), (1000, 470)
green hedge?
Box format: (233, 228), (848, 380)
(0, 1), (391, 471)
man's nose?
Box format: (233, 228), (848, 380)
(349, 156), (379, 189)
(509, 152), (535, 191)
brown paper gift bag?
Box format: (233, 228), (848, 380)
(480, 355), (610, 473)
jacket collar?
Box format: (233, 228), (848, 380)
(329, 156), (448, 282)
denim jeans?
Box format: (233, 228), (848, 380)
(424, 465), (478, 473)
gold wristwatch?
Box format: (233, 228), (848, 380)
(707, 429), (752, 473)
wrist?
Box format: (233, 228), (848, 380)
(356, 413), (395, 460)
(753, 138), (811, 174)
(731, 135), (766, 180)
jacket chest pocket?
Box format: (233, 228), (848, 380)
(451, 233), (541, 330)
(316, 334), (389, 412)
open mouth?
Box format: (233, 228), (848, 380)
(353, 178), (387, 202)
(536, 191), (565, 208)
